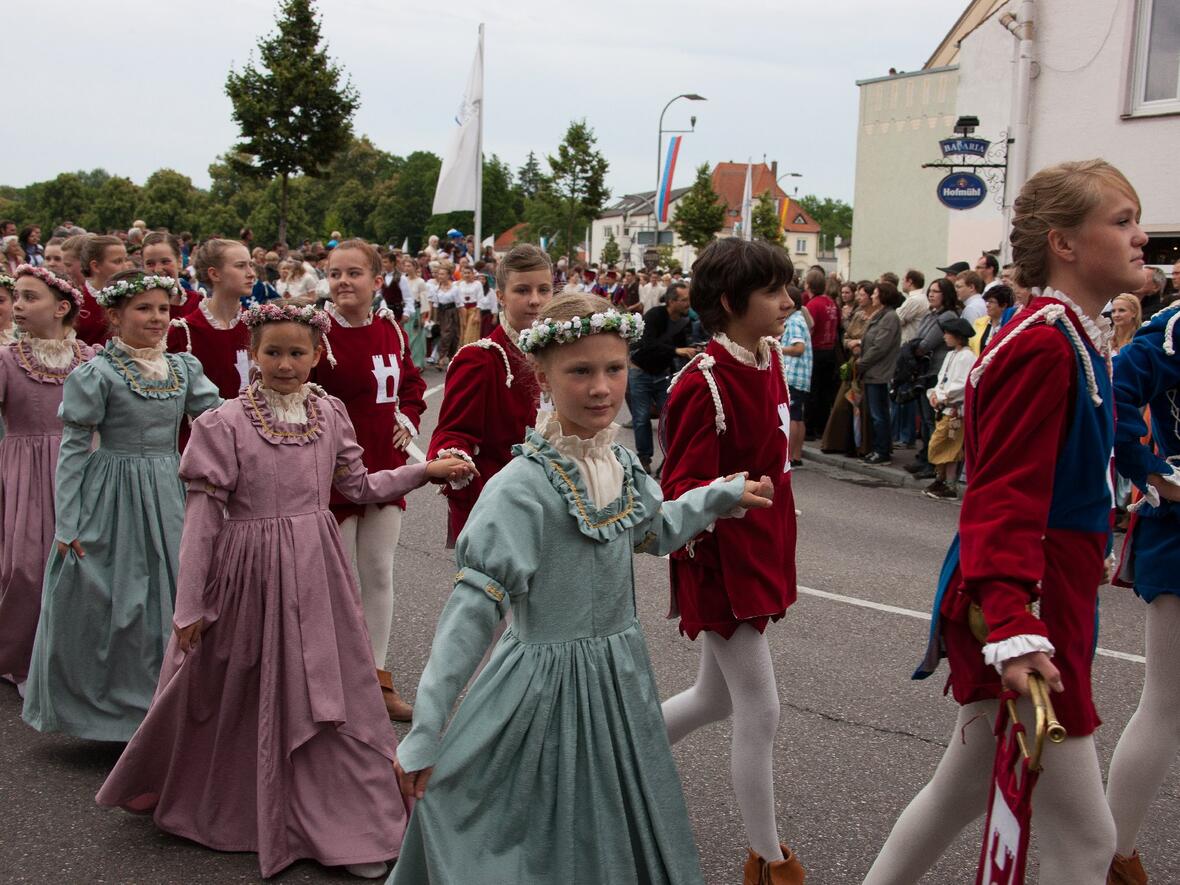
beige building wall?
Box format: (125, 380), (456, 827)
(851, 66), (960, 281)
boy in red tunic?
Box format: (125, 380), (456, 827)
(659, 237), (803, 885)
(314, 239), (426, 721)
(427, 244), (554, 547)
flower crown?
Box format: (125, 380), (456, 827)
(518, 309), (645, 354)
(241, 302), (332, 336)
(95, 274), (181, 308)
(14, 264), (83, 307)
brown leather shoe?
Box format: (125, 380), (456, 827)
(743, 844), (805, 884)
(376, 669), (413, 722)
(1109, 851), (1148, 885)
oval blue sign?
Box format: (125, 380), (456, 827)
(937, 172), (987, 210)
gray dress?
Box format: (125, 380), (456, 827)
(390, 427), (746, 884)
(22, 346), (220, 741)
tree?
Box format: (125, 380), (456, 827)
(138, 169), (200, 232)
(224, 0), (360, 245)
(671, 163), (725, 250)
(85, 176), (141, 233)
(366, 151), (441, 251)
(525, 120), (609, 260)
(516, 151), (544, 200)
(600, 231), (620, 267)
(751, 190), (784, 245)
(798, 194), (853, 248)
(31, 173), (90, 231)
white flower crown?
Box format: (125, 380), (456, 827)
(96, 274), (182, 308)
(518, 309), (644, 354)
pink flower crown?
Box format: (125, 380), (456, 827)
(242, 302), (332, 336)
(14, 264), (83, 307)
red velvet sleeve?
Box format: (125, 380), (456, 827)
(427, 346), (492, 496)
(660, 373), (723, 501)
(958, 326), (1074, 643)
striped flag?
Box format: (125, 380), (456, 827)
(657, 135), (683, 223)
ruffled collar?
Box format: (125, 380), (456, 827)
(101, 338), (183, 399)
(1040, 287), (1111, 353)
(535, 409), (619, 458)
(325, 301), (372, 328)
(0, 326), (17, 346)
(13, 337), (87, 384)
(715, 332), (771, 369)
(499, 317), (522, 352)
(199, 298), (242, 330)
(240, 381), (325, 445)
(513, 421), (646, 543)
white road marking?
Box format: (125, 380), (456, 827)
(425, 383), (445, 398)
(407, 442), (426, 463)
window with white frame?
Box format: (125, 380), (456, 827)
(795, 238), (808, 254)
(1129, 0), (1180, 116)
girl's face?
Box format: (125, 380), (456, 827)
(141, 243), (179, 280)
(328, 248), (380, 315)
(63, 250), (84, 287)
(5, 240), (21, 258)
(401, 256), (416, 276)
(727, 283), (793, 341)
(534, 334), (629, 439)
(1111, 298), (1136, 329)
(927, 283), (943, 311)
(250, 322), (322, 395)
(840, 285), (854, 304)
(28, 228), (40, 246)
(1059, 186), (1148, 297)
(109, 288), (171, 348)
(461, 267), (475, 283)
(208, 243), (255, 297)
(90, 244), (129, 287)
(498, 268), (554, 330)
(12, 277), (70, 337)
(943, 331), (962, 350)
(43, 243), (65, 275)
(0, 288), (12, 329)
(433, 266), (450, 285)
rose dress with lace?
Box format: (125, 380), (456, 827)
(97, 383), (423, 878)
(0, 338), (93, 684)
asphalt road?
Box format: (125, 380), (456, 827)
(1, 386), (1175, 884)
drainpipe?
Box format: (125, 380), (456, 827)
(1000, 0), (1035, 263)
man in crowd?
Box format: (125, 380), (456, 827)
(937, 260), (969, 280)
(957, 270), (986, 322)
(976, 252), (1000, 292)
(629, 281), (696, 474)
(804, 268), (840, 440)
(894, 269), (928, 447)
(782, 289), (813, 468)
(1137, 266), (1167, 319)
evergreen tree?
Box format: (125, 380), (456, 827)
(516, 151), (544, 200)
(670, 163), (725, 250)
(224, 0), (360, 245)
(525, 120), (609, 260)
(600, 231), (620, 267)
(751, 190), (784, 245)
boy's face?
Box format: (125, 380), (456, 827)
(727, 283), (792, 341)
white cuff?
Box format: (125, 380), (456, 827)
(394, 410), (419, 438)
(982, 634), (1056, 674)
(435, 448), (475, 489)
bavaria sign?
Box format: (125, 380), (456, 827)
(940, 137), (990, 157)
(937, 172), (987, 210)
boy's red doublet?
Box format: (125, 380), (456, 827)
(314, 312), (426, 518)
(75, 285), (109, 347)
(427, 323), (541, 546)
(167, 307), (251, 451)
(660, 338), (798, 639)
(931, 296), (1114, 736)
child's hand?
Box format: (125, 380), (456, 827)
(1148, 473), (1180, 503)
(1001, 650), (1064, 695)
(426, 457), (478, 485)
(392, 427), (413, 451)
(739, 475), (775, 510)
(55, 539), (85, 558)
(175, 619), (206, 654)
(394, 760), (434, 800)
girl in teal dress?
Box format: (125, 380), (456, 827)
(390, 293), (774, 885)
(23, 271), (221, 741)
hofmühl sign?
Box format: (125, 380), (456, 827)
(937, 172), (987, 210)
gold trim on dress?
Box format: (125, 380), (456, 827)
(484, 582), (505, 603)
(244, 384), (322, 440)
(14, 339), (84, 382)
(526, 444), (635, 530)
(104, 348), (183, 395)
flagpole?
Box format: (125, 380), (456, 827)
(473, 23), (484, 259)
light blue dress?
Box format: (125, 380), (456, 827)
(389, 425), (746, 885)
(22, 345), (221, 741)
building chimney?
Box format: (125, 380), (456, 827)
(771, 160), (778, 180)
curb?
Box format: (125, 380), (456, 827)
(800, 445), (923, 489)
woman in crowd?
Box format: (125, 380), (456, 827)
(1111, 292), (1142, 354)
(820, 281), (876, 456)
(904, 278), (962, 481)
(429, 261), (460, 371)
(970, 284), (1014, 355)
(18, 226), (42, 267)
(400, 255), (429, 369)
(4, 237), (25, 275)
(278, 254), (319, 305)
(857, 280), (903, 465)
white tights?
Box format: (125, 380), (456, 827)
(863, 699), (1114, 885)
(339, 505), (403, 669)
(661, 624), (784, 861)
(1107, 593), (1180, 856)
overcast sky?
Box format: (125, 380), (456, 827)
(7, 1), (966, 206)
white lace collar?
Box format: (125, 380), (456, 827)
(199, 298), (242, 331)
(258, 383), (313, 424)
(0, 326), (17, 346)
(111, 336), (169, 381)
(715, 332), (771, 370)
(1040, 287), (1112, 353)
(325, 301), (372, 328)
(26, 337), (76, 369)
(536, 410), (618, 457)
(500, 317), (522, 352)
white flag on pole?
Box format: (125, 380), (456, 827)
(400, 237), (409, 253)
(432, 29), (483, 215)
(740, 160), (753, 242)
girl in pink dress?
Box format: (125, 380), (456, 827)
(0, 266), (92, 690)
(97, 303), (474, 880)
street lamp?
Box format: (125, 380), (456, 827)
(653, 93), (706, 261)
